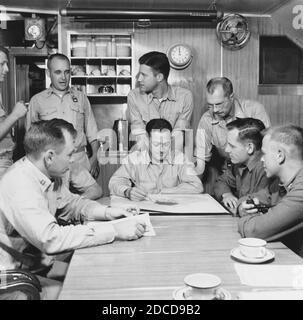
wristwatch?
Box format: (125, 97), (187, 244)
(124, 188), (132, 199)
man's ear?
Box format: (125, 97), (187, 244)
(246, 142), (255, 155)
(44, 149), (55, 168)
(277, 148), (286, 165)
(156, 72), (164, 82)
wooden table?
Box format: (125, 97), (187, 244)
(59, 214), (303, 300)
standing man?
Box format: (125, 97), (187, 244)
(213, 118), (271, 214)
(27, 53), (102, 200)
(237, 125), (303, 257)
(0, 46), (28, 178)
(195, 77), (271, 193)
(127, 51), (194, 152)
(0, 119), (146, 299)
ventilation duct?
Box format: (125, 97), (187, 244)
(60, 8), (223, 22)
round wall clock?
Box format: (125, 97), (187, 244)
(27, 24), (42, 40)
(167, 44), (193, 70)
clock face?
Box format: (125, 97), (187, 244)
(27, 25), (42, 39)
(167, 44), (193, 69)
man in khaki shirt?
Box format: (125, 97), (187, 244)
(0, 119), (145, 299)
(213, 118), (271, 215)
(195, 77), (271, 194)
(27, 53), (101, 200)
(127, 51), (193, 152)
(109, 118), (203, 200)
(0, 46), (28, 179)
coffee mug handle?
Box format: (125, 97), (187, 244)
(183, 287), (193, 300)
(260, 247), (267, 257)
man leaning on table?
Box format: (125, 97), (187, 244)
(237, 125), (303, 257)
(109, 118), (203, 201)
(0, 119), (146, 300)
(214, 117), (272, 215)
(195, 77), (271, 195)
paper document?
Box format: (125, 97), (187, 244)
(234, 263), (303, 288)
(238, 290), (303, 300)
(110, 194), (228, 214)
(109, 213), (156, 237)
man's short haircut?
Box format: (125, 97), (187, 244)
(226, 117), (266, 150)
(146, 118), (172, 136)
(0, 46), (9, 57)
(206, 77), (233, 97)
(139, 51), (170, 80)
(24, 118), (77, 159)
(267, 124), (303, 160)
(47, 53), (70, 70)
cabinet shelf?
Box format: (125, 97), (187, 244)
(71, 76), (132, 79)
(67, 32), (133, 97)
(70, 57), (132, 60)
(87, 94), (128, 97)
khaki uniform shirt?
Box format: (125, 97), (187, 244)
(27, 87), (98, 150)
(0, 93), (14, 160)
(127, 85), (193, 136)
(214, 152), (271, 201)
(0, 157), (115, 270)
(195, 98), (271, 162)
(109, 150), (203, 196)
(238, 167), (303, 257)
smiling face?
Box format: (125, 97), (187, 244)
(225, 128), (250, 165)
(206, 85), (233, 120)
(137, 64), (160, 94)
(47, 57), (70, 92)
(149, 129), (171, 163)
(47, 130), (75, 178)
(261, 134), (280, 178)
(0, 51), (9, 82)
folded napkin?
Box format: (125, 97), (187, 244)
(234, 263), (303, 288)
(238, 290), (303, 300)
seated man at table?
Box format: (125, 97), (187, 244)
(237, 124), (303, 257)
(214, 118), (271, 215)
(109, 118), (203, 201)
(0, 119), (146, 300)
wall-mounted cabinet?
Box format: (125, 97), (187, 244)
(67, 32), (133, 97)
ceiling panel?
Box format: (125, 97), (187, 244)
(0, 0), (290, 15)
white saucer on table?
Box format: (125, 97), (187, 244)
(230, 247), (275, 264)
(172, 286), (232, 300)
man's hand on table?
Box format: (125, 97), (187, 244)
(113, 219), (146, 241)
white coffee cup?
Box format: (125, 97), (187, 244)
(183, 273), (222, 300)
(238, 238), (267, 258)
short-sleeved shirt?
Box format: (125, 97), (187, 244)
(109, 150), (203, 196)
(0, 93), (14, 160)
(195, 98), (271, 162)
(27, 87), (98, 151)
(127, 85), (194, 136)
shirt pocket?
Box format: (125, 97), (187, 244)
(39, 107), (57, 120)
(70, 103), (85, 132)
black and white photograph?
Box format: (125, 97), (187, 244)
(0, 0), (303, 306)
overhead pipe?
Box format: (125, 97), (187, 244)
(60, 8), (223, 21)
